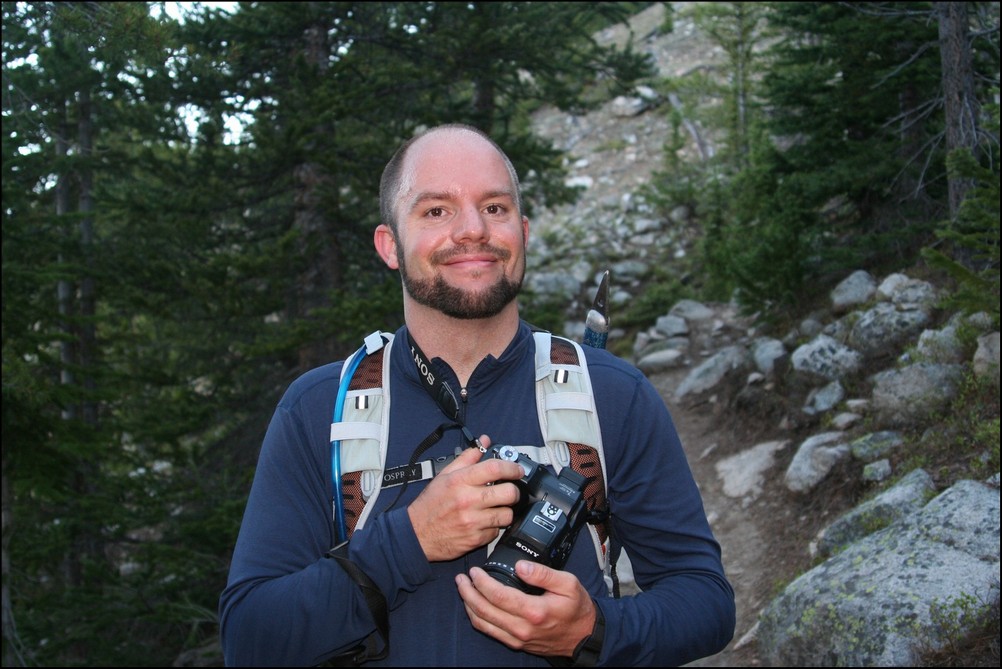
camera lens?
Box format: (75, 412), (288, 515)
(483, 544), (543, 595)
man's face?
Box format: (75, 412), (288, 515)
(378, 130), (529, 320)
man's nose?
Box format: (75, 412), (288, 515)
(452, 204), (489, 242)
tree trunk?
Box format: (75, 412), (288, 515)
(57, 99), (75, 422)
(74, 85), (103, 586)
(936, 1), (979, 220)
(293, 18), (342, 372)
(2, 466), (18, 666)
(78, 87), (98, 428)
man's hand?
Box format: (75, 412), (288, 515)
(455, 560), (597, 658)
(408, 436), (524, 562)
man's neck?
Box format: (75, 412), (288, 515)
(404, 304), (520, 387)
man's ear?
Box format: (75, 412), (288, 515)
(374, 224), (400, 269)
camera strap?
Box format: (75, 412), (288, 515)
(405, 331), (484, 451)
(370, 332), (486, 518)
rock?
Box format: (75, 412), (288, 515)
(916, 321), (966, 363)
(849, 430), (905, 462)
(831, 269), (876, 313)
(870, 363), (965, 428)
(790, 334), (863, 382)
(715, 440), (790, 506)
(973, 331), (1000, 388)
(815, 468), (935, 557)
(802, 380), (844, 415)
(758, 479), (1000, 667)
(861, 458), (892, 481)
(750, 337), (786, 376)
(669, 298), (716, 322)
(848, 302), (931, 359)
(830, 412), (861, 430)
(876, 274), (938, 310)
(636, 347), (687, 374)
(654, 314), (689, 338)
(675, 345), (750, 399)
(784, 432), (850, 493)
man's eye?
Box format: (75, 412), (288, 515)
(427, 207), (445, 218)
(485, 204), (505, 215)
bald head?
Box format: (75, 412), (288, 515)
(379, 124), (523, 235)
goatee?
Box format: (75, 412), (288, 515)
(399, 245), (523, 319)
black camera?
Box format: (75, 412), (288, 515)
(479, 445), (589, 594)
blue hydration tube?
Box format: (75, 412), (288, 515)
(332, 343), (368, 544)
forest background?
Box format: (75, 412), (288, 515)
(2, 2), (999, 666)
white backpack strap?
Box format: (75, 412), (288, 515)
(333, 331), (394, 537)
(505, 445), (552, 465)
(532, 332), (612, 589)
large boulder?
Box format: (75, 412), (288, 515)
(758, 478), (1000, 666)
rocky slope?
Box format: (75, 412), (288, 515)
(635, 276), (999, 667)
(525, 4), (1000, 666)
(526, 2), (717, 326)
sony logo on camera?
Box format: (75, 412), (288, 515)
(515, 541), (540, 558)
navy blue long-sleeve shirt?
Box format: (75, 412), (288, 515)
(219, 322), (734, 666)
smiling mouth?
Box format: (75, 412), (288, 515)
(433, 245), (510, 266)
(444, 255), (497, 267)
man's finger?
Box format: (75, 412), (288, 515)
(434, 436), (523, 485)
(514, 560), (564, 594)
(436, 443), (483, 474)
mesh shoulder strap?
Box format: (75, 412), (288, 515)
(533, 332), (612, 568)
(332, 333), (393, 539)
(325, 333), (394, 664)
(548, 337), (610, 543)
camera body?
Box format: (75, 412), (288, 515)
(479, 444), (589, 594)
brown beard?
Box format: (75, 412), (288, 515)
(398, 244), (523, 319)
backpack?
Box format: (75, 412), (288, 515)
(323, 330), (624, 665)
(328, 329), (617, 592)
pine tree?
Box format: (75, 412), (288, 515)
(2, 3), (232, 664)
(3, 2), (656, 664)
(709, 1), (946, 311)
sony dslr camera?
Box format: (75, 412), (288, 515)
(479, 444), (589, 594)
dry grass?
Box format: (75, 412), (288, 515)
(916, 593), (1000, 667)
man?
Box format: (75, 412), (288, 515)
(219, 124), (735, 666)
